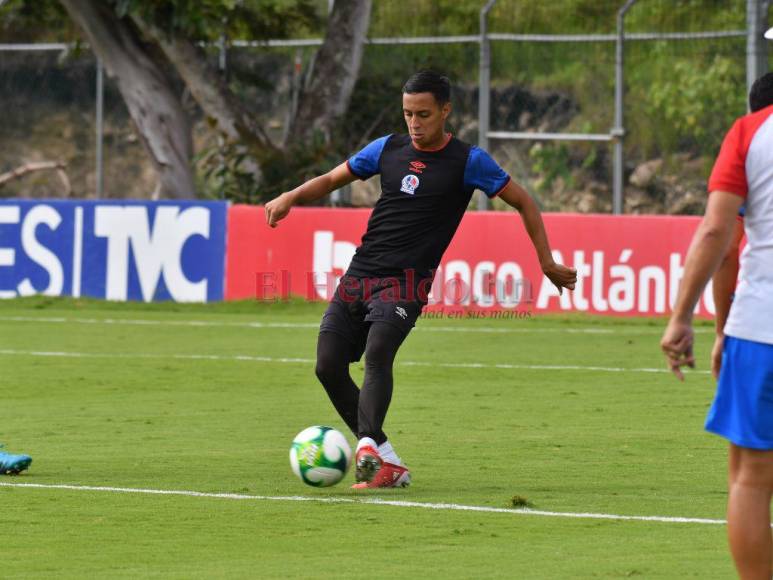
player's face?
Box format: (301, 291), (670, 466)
(402, 92), (451, 149)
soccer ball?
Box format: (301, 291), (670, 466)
(289, 426), (352, 487)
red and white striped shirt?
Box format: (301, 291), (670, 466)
(709, 104), (773, 344)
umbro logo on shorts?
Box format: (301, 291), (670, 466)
(395, 306), (408, 320)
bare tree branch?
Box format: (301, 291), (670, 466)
(0, 161), (71, 196)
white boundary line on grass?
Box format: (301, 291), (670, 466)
(0, 348), (709, 375)
(0, 482), (726, 526)
(0, 315), (711, 335)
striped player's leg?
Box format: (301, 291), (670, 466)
(706, 337), (773, 579)
(727, 445), (773, 580)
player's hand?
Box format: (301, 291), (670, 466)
(711, 334), (724, 379)
(542, 261), (577, 295)
(265, 192), (295, 228)
(660, 319), (695, 381)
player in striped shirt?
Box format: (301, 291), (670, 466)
(662, 64), (773, 579)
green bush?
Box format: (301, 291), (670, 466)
(641, 54), (746, 156)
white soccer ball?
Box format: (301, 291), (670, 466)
(289, 426), (352, 487)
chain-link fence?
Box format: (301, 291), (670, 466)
(0, 48), (97, 197)
(0, 0), (769, 214)
(483, 0), (759, 214)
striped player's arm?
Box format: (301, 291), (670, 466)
(712, 218), (744, 335)
(661, 191), (743, 380)
(673, 192), (744, 325)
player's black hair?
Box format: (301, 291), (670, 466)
(749, 72), (773, 112)
(402, 70), (451, 105)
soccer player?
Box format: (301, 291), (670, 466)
(266, 71), (577, 489)
(0, 445), (32, 475)
(661, 68), (773, 579)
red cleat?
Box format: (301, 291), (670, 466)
(351, 462), (411, 489)
(354, 445), (383, 484)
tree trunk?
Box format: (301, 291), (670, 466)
(132, 16), (265, 183)
(60, 0), (194, 199)
(134, 16), (270, 152)
(287, 0), (372, 145)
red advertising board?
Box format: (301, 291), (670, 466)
(226, 206), (714, 317)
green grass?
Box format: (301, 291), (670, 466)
(1, 298), (734, 579)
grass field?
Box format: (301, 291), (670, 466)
(1, 297), (736, 579)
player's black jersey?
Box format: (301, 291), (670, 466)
(345, 134), (510, 280)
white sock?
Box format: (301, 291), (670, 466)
(356, 437), (378, 452)
(377, 441), (402, 466)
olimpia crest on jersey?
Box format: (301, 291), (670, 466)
(400, 174), (420, 195)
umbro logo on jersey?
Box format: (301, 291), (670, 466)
(395, 306), (408, 320)
(408, 160), (426, 174)
(400, 174), (420, 195)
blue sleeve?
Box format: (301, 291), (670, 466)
(347, 135), (391, 180)
(463, 146), (511, 198)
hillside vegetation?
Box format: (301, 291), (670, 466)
(0, 0), (766, 213)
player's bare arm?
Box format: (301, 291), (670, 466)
(660, 190), (743, 380)
(710, 218), (744, 377)
(265, 163), (356, 228)
(498, 179), (577, 294)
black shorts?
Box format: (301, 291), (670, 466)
(319, 275), (427, 362)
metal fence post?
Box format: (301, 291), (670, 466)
(95, 58), (104, 199)
(477, 0), (497, 211)
(613, 0), (637, 215)
(747, 0), (769, 98)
